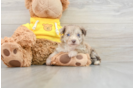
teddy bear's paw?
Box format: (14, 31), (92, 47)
(1, 42), (24, 67)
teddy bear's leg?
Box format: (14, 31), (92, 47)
(12, 26), (36, 47)
(21, 47), (33, 67)
(1, 26), (36, 67)
(46, 51), (58, 66)
(1, 38), (23, 67)
(1, 38), (32, 67)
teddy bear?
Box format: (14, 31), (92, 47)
(1, 0), (70, 67)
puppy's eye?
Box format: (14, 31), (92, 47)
(67, 33), (70, 36)
(77, 34), (80, 37)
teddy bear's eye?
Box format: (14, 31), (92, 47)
(67, 33), (70, 36)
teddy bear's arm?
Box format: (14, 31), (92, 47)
(12, 26), (36, 47)
(60, 0), (70, 11)
(25, 0), (32, 9)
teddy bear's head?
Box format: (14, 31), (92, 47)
(25, 0), (69, 18)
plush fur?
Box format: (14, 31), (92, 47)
(32, 39), (58, 65)
(1, 0), (70, 67)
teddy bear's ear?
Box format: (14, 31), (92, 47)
(25, 0), (32, 9)
(60, 0), (70, 11)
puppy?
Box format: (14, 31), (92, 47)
(46, 25), (101, 65)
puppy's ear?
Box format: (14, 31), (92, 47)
(60, 26), (66, 35)
(25, 0), (32, 9)
(80, 27), (87, 36)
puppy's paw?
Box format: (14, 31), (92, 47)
(46, 58), (51, 66)
(68, 51), (78, 58)
(94, 60), (101, 65)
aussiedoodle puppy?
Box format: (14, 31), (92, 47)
(46, 25), (101, 65)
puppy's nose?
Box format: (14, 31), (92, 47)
(72, 40), (76, 43)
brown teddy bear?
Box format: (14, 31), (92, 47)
(1, 0), (70, 67)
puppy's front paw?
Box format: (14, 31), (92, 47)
(68, 51), (78, 58)
(46, 58), (51, 66)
